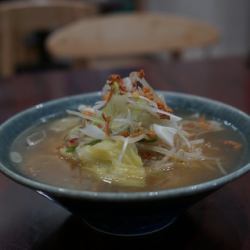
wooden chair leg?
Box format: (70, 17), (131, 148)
(135, 0), (145, 11)
(169, 50), (182, 61)
(1, 12), (14, 77)
(246, 51), (250, 68)
(72, 59), (89, 69)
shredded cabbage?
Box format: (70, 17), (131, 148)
(57, 70), (228, 188)
(76, 140), (145, 187)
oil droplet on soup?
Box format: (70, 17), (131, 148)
(11, 114), (246, 192)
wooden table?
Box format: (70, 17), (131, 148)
(0, 56), (249, 249)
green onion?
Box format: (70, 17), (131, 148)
(142, 138), (158, 143)
(86, 139), (101, 146)
(66, 146), (76, 153)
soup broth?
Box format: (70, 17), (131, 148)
(9, 71), (247, 192)
(10, 113), (245, 192)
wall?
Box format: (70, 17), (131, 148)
(145, 0), (249, 59)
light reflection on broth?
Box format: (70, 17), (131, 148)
(11, 114), (245, 192)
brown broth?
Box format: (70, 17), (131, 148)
(10, 115), (246, 192)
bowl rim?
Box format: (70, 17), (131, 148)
(0, 91), (249, 201)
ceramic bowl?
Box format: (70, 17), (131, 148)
(0, 92), (249, 236)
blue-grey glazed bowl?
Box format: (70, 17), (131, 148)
(0, 92), (249, 236)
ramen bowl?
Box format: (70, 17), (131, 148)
(0, 92), (249, 236)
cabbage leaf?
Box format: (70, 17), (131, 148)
(76, 140), (145, 187)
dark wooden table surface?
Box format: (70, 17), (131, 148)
(0, 56), (249, 250)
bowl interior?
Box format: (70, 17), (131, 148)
(0, 92), (249, 199)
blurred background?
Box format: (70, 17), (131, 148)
(146, 0), (249, 59)
(0, 0), (249, 77)
(0, 2), (250, 249)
